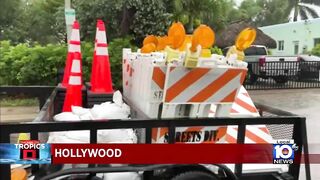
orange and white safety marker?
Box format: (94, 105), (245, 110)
(163, 66), (247, 104)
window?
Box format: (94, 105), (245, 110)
(244, 46), (267, 56)
(293, 41), (299, 55)
(314, 38), (320, 47)
(278, 40), (284, 51)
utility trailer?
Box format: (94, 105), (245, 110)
(0, 86), (311, 180)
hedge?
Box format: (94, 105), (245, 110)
(0, 38), (137, 89)
(311, 44), (320, 57)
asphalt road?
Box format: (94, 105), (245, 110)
(249, 88), (320, 180)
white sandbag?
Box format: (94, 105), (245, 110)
(103, 172), (140, 180)
(65, 131), (90, 142)
(72, 106), (91, 116)
(49, 131), (67, 137)
(47, 134), (88, 143)
(90, 103), (129, 120)
(113, 90), (123, 106)
(98, 129), (137, 143)
(79, 111), (94, 120)
(53, 112), (80, 121)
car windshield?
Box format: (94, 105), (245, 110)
(244, 47), (267, 56)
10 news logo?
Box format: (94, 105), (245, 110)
(273, 139), (298, 164)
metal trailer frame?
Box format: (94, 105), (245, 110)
(0, 86), (311, 180)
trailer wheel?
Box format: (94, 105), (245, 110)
(171, 171), (219, 180)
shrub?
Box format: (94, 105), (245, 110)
(0, 37), (137, 89)
(311, 44), (320, 56)
(108, 37), (138, 89)
(0, 41), (66, 85)
(210, 46), (223, 55)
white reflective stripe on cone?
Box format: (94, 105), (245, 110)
(70, 29), (80, 41)
(96, 46), (109, 56)
(96, 30), (107, 44)
(69, 44), (81, 52)
(71, 59), (81, 73)
(69, 76), (81, 85)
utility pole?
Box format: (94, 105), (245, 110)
(65, 0), (73, 43)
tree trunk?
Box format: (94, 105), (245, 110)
(120, 6), (135, 36)
(187, 15), (194, 34)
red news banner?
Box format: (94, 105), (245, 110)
(51, 144), (275, 164)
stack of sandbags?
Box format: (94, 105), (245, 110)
(47, 91), (137, 144)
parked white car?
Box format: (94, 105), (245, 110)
(223, 45), (299, 84)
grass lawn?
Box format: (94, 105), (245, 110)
(0, 97), (38, 107)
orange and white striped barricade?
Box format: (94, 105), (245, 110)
(152, 126), (228, 144)
(152, 65), (247, 143)
(161, 65), (247, 118)
(229, 86), (260, 117)
(217, 125), (273, 144)
(130, 53), (166, 118)
(122, 49), (135, 98)
(208, 86), (259, 117)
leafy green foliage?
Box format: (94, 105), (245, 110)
(311, 44), (320, 56)
(0, 0), (65, 44)
(74, 0), (125, 41)
(0, 41), (67, 85)
(74, 0), (171, 45)
(255, 0), (289, 26)
(210, 46), (223, 55)
(0, 37), (137, 89)
(108, 37), (138, 89)
(127, 0), (172, 45)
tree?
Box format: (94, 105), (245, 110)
(287, 0), (320, 21)
(74, 0), (171, 45)
(172, 0), (213, 33)
(254, 0), (289, 26)
(0, 0), (65, 44)
(74, 0), (125, 41)
(0, 0), (25, 43)
(127, 0), (172, 45)
(23, 0), (65, 44)
(228, 0), (289, 27)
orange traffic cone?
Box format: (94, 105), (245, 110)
(62, 20), (81, 87)
(62, 52), (83, 112)
(90, 20), (114, 93)
(89, 19), (102, 89)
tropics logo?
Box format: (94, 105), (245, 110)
(15, 140), (45, 160)
(0, 140), (51, 164)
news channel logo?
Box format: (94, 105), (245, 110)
(0, 140), (51, 164)
(273, 139), (298, 164)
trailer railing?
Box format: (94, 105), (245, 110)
(0, 87), (311, 180)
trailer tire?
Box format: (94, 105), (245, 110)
(171, 171), (219, 180)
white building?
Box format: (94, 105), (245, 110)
(259, 18), (320, 55)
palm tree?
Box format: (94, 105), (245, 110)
(172, 0), (213, 33)
(287, 0), (320, 21)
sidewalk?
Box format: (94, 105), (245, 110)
(0, 106), (39, 122)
